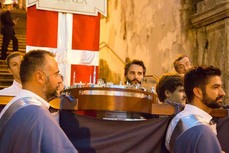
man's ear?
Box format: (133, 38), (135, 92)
(193, 87), (202, 99)
(36, 70), (45, 84)
(165, 90), (170, 98)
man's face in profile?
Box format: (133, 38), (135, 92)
(43, 55), (62, 100)
(8, 55), (23, 82)
(202, 76), (225, 109)
(165, 86), (186, 106)
(126, 64), (144, 85)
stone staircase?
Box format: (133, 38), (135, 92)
(0, 34), (26, 89)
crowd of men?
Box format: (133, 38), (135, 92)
(123, 55), (226, 153)
(0, 0), (227, 152)
(1, 49), (227, 152)
(0, 42), (227, 153)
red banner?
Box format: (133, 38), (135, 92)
(26, 6), (100, 86)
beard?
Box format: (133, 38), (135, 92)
(44, 77), (58, 100)
(126, 78), (141, 85)
(202, 92), (223, 109)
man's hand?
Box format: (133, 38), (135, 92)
(13, 17), (19, 24)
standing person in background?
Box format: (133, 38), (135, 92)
(156, 73), (186, 113)
(0, 50), (78, 153)
(1, 0), (18, 60)
(0, 52), (23, 96)
(124, 59), (146, 85)
(173, 55), (192, 75)
(165, 66), (225, 153)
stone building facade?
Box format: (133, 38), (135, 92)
(99, 0), (229, 103)
(99, 0), (197, 83)
(191, 0), (229, 102)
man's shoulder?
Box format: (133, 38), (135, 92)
(7, 104), (52, 127)
(178, 124), (220, 145)
(185, 124), (213, 136)
(174, 125), (222, 153)
(167, 110), (187, 129)
(0, 85), (15, 96)
(165, 113), (209, 151)
(0, 83), (22, 96)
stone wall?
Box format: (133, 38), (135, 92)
(99, 0), (229, 103)
(99, 0), (197, 84)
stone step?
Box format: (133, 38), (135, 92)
(0, 34), (26, 57)
(0, 72), (14, 78)
(0, 35), (26, 48)
(0, 9), (26, 90)
(0, 68), (8, 73)
(0, 85), (10, 90)
(0, 78), (13, 85)
(0, 69), (14, 89)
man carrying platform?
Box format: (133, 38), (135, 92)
(0, 50), (77, 153)
(165, 65), (225, 153)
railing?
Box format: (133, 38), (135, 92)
(99, 41), (125, 65)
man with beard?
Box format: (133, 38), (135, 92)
(0, 50), (78, 153)
(100, 60), (146, 120)
(124, 59), (146, 85)
(165, 66), (225, 153)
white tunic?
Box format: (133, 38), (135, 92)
(165, 104), (216, 151)
(0, 80), (22, 96)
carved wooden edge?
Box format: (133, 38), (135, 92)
(151, 104), (175, 115)
(0, 96), (228, 118)
(49, 98), (61, 109)
(0, 96), (14, 105)
(210, 109), (229, 118)
(150, 104), (229, 117)
(47, 99), (229, 118)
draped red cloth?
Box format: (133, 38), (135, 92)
(26, 6), (100, 85)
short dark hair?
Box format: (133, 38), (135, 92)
(5, 52), (23, 69)
(173, 55), (189, 72)
(20, 50), (55, 84)
(124, 59), (146, 76)
(156, 73), (184, 102)
(184, 65), (222, 103)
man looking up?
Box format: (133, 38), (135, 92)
(173, 55), (192, 75)
(0, 52), (23, 96)
(0, 50), (77, 153)
(165, 66), (225, 153)
(124, 59), (146, 85)
(156, 73), (186, 113)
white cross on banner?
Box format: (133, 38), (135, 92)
(26, 5), (101, 87)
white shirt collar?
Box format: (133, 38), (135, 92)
(12, 80), (22, 88)
(0, 89), (50, 118)
(14, 89), (50, 109)
(184, 104), (212, 123)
